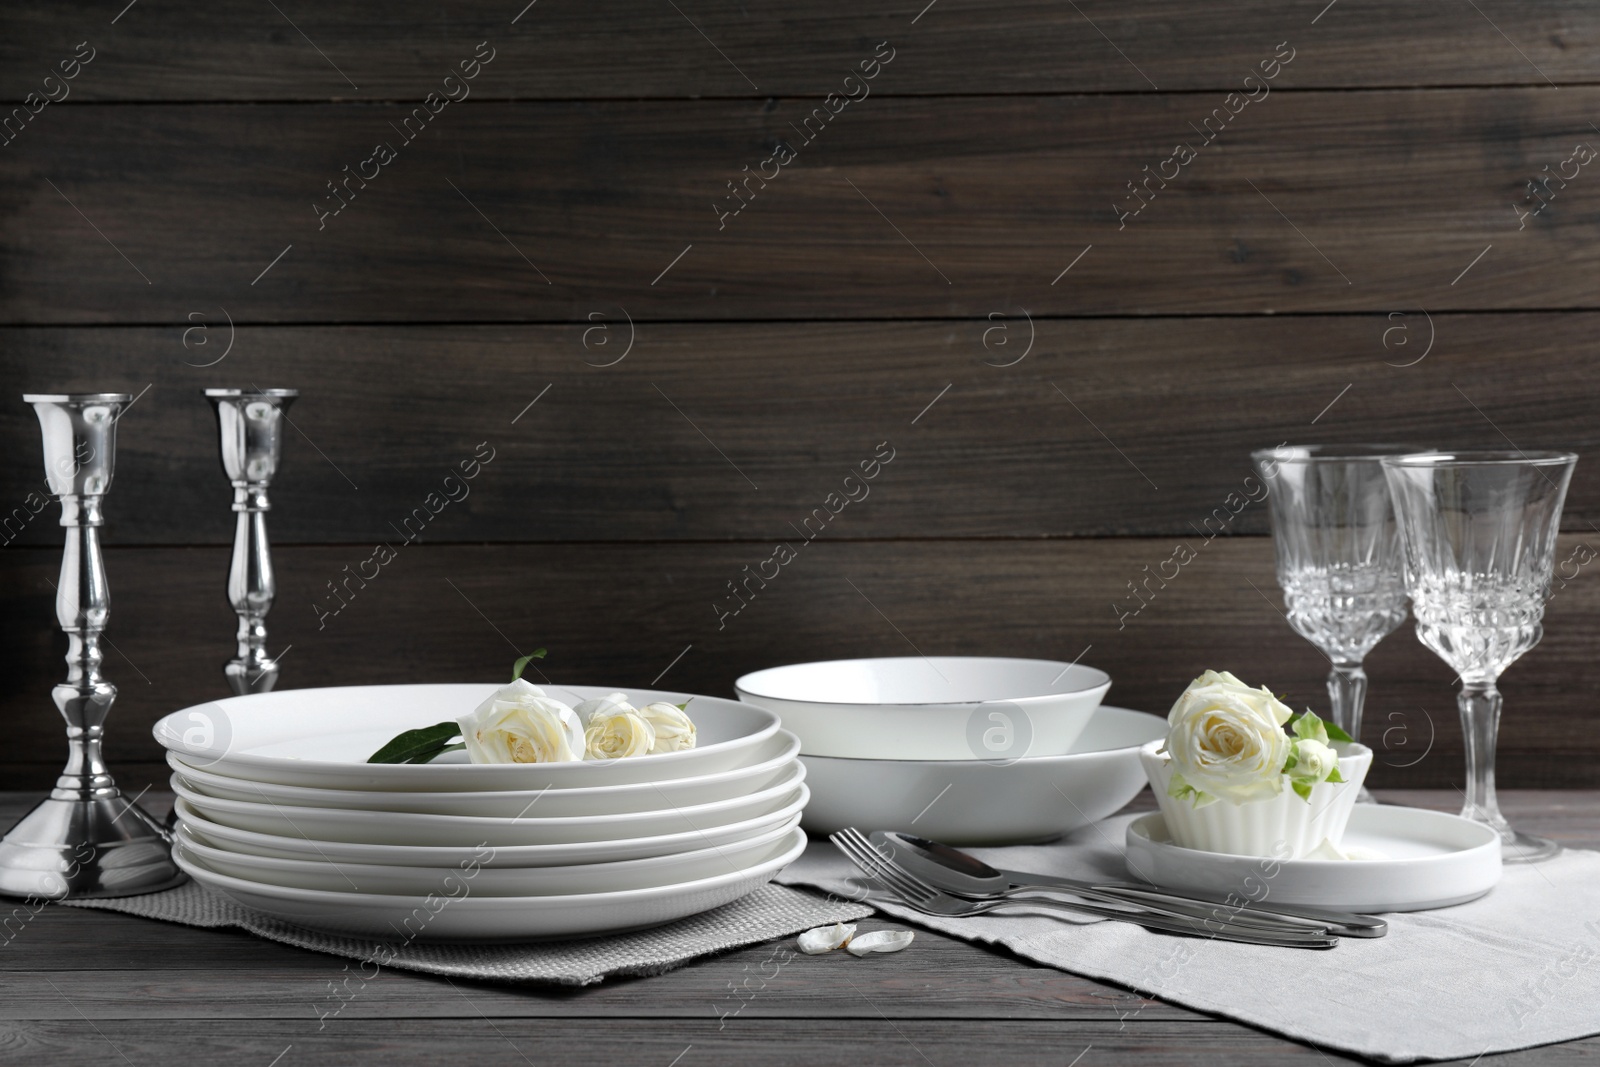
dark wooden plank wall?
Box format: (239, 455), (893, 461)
(2, 1), (1597, 790)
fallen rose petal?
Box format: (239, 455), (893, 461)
(797, 923), (856, 954)
(845, 929), (914, 956)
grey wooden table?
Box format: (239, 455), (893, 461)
(1, 790), (1594, 1066)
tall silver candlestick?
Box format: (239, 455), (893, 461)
(206, 388), (297, 695)
(0, 393), (181, 899)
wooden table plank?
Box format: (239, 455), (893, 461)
(5, 1), (1598, 103)
(6, 91), (1600, 323)
(2, 315), (1598, 547)
(0, 791), (1590, 1064)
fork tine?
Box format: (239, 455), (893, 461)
(829, 831), (933, 904)
(835, 829), (938, 905)
(839, 828), (942, 896)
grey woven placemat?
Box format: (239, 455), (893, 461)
(61, 879), (871, 986)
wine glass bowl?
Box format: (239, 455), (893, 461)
(1381, 449), (1577, 862)
(1253, 444), (1415, 804)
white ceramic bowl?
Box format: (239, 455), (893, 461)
(173, 827), (809, 941)
(171, 763), (805, 846)
(175, 792), (807, 868)
(798, 704), (1163, 845)
(736, 656), (1111, 760)
(152, 683), (779, 790)
(175, 817), (802, 896)
(1139, 741), (1374, 859)
(168, 731), (801, 818)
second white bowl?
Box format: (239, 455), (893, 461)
(736, 656), (1111, 760)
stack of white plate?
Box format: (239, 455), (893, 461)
(153, 684), (807, 941)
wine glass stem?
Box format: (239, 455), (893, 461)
(1458, 682), (1510, 840)
(1326, 662), (1368, 744)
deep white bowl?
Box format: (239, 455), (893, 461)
(735, 656), (1111, 760)
(152, 683), (779, 790)
(1140, 741), (1374, 859)
(798, 704), (1162, 844)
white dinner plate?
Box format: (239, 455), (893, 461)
(175, 816), (802, 896)
(174, 790), (809, 868)
(153, 684), (779, 790)
(800, 705), (1164, 845)
(169, 731), (801, 818)
(174, 826), (809, 940)
(1125, 805), (1503, 912)
(172, 763), (805, 846)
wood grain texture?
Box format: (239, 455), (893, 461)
(2, 538), (1597, 790)
(3, 1), (1599, 102)
(0, 315), (1595, 546)
(5, 90), (1600, 323)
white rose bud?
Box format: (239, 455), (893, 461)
(1162, 671), (1293, 805)
(638, 701), (697, 754)
(584, 707), (656, 760)
(457, 679), (584, 764)
(1291, 738), (1337, 784)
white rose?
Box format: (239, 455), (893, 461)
(638, 701), (697, 754)
(584, 707), (656, 760)
(573, 691), (635, 725)
(457, 679), (584, 764)
(1162, 671), (1293, 805)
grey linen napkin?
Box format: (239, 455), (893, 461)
(776, 814), (1600, 1064)
(61, 880), (870, 986)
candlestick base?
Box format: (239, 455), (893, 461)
(0, 794), (184, 900)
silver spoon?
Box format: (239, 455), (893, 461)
(873, 830), (1386, 938)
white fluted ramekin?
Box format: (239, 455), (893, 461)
(1138, 741), (1372, 859)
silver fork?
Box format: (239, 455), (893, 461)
(829, 829), (1338, 949)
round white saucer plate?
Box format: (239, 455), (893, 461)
(175, 792), (807, 868)
(173, 827), (808, 940)
(175, 816), (802, 897)
(154, 684), (779, 790)
(168, 731), (801, 818)
(171, 764), (805, 846)
(1125, 804), (1503, 912)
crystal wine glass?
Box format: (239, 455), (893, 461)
(1253, 445), (1414, 803)
(1382, 450), (1577, 862)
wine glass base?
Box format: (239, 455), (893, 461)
(1500, 829), (1561, 865)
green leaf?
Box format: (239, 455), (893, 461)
(1291, 779), (1313, 802)
(1323, 721), (1354, 743)
(1282, 752), (1298, 773)
(407, 742), (466, 764)
(1289, 709), (1330, 745)
(511, 649), (548, 681)
(1326, 766), (1346, 784)
(368, 721), (461, 764)
(675, 699), (692, 712)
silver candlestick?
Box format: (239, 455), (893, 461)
(0, 393), (181, 899)
(206, 388), (297, 695)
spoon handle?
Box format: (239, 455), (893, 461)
(996, 870), (1387, 938)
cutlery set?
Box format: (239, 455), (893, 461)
(830, 827), (1386, 949)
